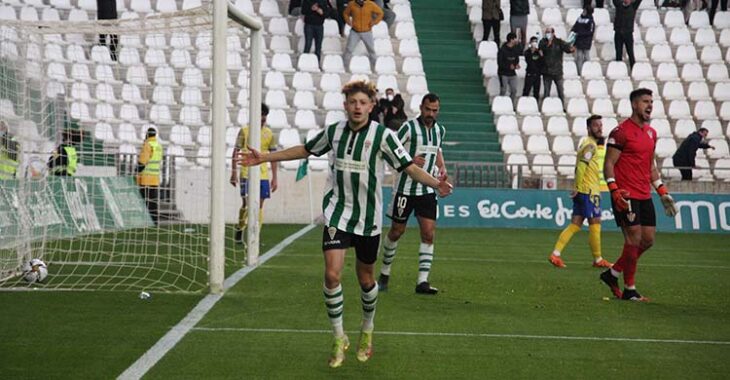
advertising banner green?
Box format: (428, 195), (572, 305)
(0, 177), (152, 247)
(383, 188), (730, 233)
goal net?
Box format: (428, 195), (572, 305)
(0, 5), (261, 293)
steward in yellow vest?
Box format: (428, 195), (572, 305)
(47, 132), (78, 176)
(0, 127), (19, 180)
(137, 127), (163, 225)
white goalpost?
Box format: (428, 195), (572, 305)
(0, 3), (262, 294)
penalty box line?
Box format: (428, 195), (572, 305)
(192, 327), (730, 346)
(117, 224), (317, 380)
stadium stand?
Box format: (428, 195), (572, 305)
(466, 0), (730, 184)
(0, 0), (727, 186)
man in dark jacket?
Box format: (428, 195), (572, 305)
(97, 0), (118, 61)
(539, 27), (575, 108)
(498, 32), (521, 106)
(510, 0), (530, 48)
(302, 0), (331, 61)
(613, 0), (641, 69)
(571, 5), (595, 75)
(672, 128), (715, 180)
(523, 36), (543, 99)
(482, 0), (501, 45)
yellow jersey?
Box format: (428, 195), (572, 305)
(236, 125), (277, 179)
(574, 136), (601, 195)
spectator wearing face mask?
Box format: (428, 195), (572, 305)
(571, 4), (595, 76)
(378, 88), (395, 120)
(384, 94), (407, 131)
(539, 27), (575, 108)
(523, 36), (543, 100)
(613, 0), (641, 68)
(498, 32), (521, 106)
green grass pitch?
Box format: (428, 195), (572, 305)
(1, 225), (729, 379)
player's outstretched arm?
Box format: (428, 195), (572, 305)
(239, 145), (309, 167)
(404, 164), (453, 197)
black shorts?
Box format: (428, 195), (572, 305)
(386, 193), (438, 224)
(321, 226), (381, 265)
(612, 198), (656, 228)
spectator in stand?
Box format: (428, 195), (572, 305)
(482, 0), (501, 45)
(572, 4), (595, 76)
(584, 0), (604, 7)
(343, 0), (384, 67)
(302, 0), (332, 61)
(498, 32), (521, 106)
(97, 0), (118, 61)
(539, 27), (574, 109)
(373, 0), (395, 28)
(289, 0), (302, 16)
(672, 128), (715, 181)
(335, 0), (347, 36)
(709, 0), (728, 26)
(377, 88), (395, 121)
(510, 0), (530, 48)
(522, 36), (543, 100)
(384, 94), (407, 131)
(613, 0), (642, 69)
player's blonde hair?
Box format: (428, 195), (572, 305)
(341, 80), (377, 102)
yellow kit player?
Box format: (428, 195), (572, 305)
(229, 104), (278, 243)
(549, 115), (612, 268)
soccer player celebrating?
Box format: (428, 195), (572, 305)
(230, 104), (278, 244)
(238, 80), (453, 368)
(378, 93), (446, 295)
(548, 115), (612, 269)
(600, 88), (677, 302)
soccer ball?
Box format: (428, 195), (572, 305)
(22, 259), (48, 283)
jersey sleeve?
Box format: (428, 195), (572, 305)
(396, 122), (410, 144)
(606, 127), (626, 151)
(304, 128), (331, 157)
(381, 128), (413, 172)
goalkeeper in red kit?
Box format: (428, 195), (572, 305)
(600, 88), (678, 302)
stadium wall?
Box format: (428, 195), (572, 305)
(382, 188), (730, 234)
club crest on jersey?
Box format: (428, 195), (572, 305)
(364, 140), (371, 150)
(327, 226), (337, 240)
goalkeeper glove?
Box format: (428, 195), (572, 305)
(654, 180), (677, 217)
(607, 179), (630, 212)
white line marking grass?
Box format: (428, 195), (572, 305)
(117, 224), (317, 380)
(192, 327), (730, 346)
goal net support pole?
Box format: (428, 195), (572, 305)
(209, 1), (263, 294)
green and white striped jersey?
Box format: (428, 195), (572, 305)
(305, 120), (413, 236)
(393, 118), (446, 196)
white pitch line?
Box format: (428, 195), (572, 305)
(117, 224), (317, 380)
(192, 327), (730, 346)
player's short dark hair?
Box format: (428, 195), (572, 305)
(421, 93), (440, 105)
(630, 88), (653, 102)
(586, 115), (602, 128)
(698, 127), (709, 134)
(342, 80), (377, 102)
(261, 103), (269, 116)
